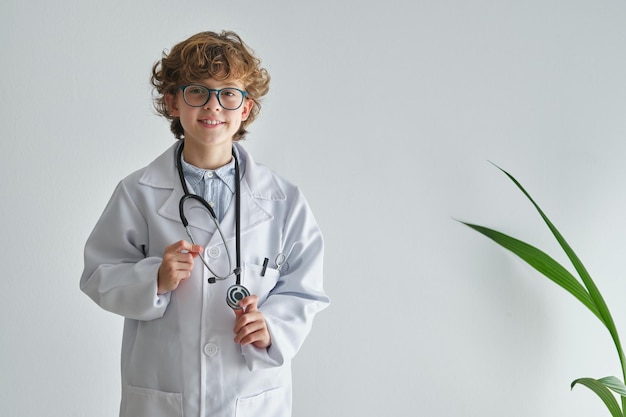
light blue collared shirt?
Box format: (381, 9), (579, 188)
(180, 147), (242, 222)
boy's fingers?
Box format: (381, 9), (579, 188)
(189, 244), (203, 256)
(172, 240), (191, 251)
(238, 295), (259, 312)
(167, 240), (203, 253)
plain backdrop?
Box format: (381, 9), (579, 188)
(3, 1), (626, 416)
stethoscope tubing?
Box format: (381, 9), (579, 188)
(176, 141), (242, 284)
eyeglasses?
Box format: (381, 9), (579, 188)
(179, 84), (249, 110)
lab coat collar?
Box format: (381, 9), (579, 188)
(138, 141), (286, 235)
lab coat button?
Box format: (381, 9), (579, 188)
(208, 247), (220, 258)
(203, 343), (218, 357)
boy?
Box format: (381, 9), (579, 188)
(80, 31), (329, 417)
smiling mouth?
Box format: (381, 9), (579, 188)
(200, 119), (223, 126)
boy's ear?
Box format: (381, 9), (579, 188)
(165, 93), (179, 117)
(241, 99), (254, 121)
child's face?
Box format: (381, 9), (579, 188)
(167, 78), (253, 149)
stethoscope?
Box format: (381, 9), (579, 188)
(176, 141), (250, 309)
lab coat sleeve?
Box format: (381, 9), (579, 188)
(80, 180), (170, 321)
(241, 189), (330, 370)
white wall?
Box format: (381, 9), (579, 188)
(2, 0), (626, 415)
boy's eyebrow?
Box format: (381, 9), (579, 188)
(188, 79), (245, 89)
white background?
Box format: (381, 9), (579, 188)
(2, 1), (626, 416)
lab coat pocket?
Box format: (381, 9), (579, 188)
(244, 263), (280, 304)
(236, 386), (289, 417)
(122, 385), (183, 417)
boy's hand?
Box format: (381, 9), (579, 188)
(233, 295), (271, 348)
(157, 240), (203, 294)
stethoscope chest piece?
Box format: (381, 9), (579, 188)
(226, 284), (250, 310)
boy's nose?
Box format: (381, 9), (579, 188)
(204, 92), (221, 110)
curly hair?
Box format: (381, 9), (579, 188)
(151, 31), (270, 141)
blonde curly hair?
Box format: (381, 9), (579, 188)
(151, 31), (270, 141)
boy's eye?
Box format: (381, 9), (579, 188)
(188, 87), (208, 95)
(220, 89), (237, 97)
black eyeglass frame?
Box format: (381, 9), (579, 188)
(178, 84), (249, 110)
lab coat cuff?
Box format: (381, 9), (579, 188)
(155, 291), (171, 307)
(241, 343), (284, 370)
(240, 322), (285, 370)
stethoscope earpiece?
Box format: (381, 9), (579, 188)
(226, 284), (250, 310)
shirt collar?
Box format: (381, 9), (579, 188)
(179, 147), (240, 193)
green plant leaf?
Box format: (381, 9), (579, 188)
(463, 165), (626, 414)
(598, 376), (626, 397)
(571, 378), (622, 416)
(492, 164), (626, 375)
(459, 221), (601, 321)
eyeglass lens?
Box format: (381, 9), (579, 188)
(183, 86), (245, 110)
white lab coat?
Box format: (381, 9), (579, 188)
(80, 142), (329, 417)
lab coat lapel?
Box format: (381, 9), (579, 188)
(206, 144), (285, 246)
(140, 142), (285, 238)
(205, 180), (274, 247)
(159, 180), (222, 236)
(137, 142), (209, 232)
